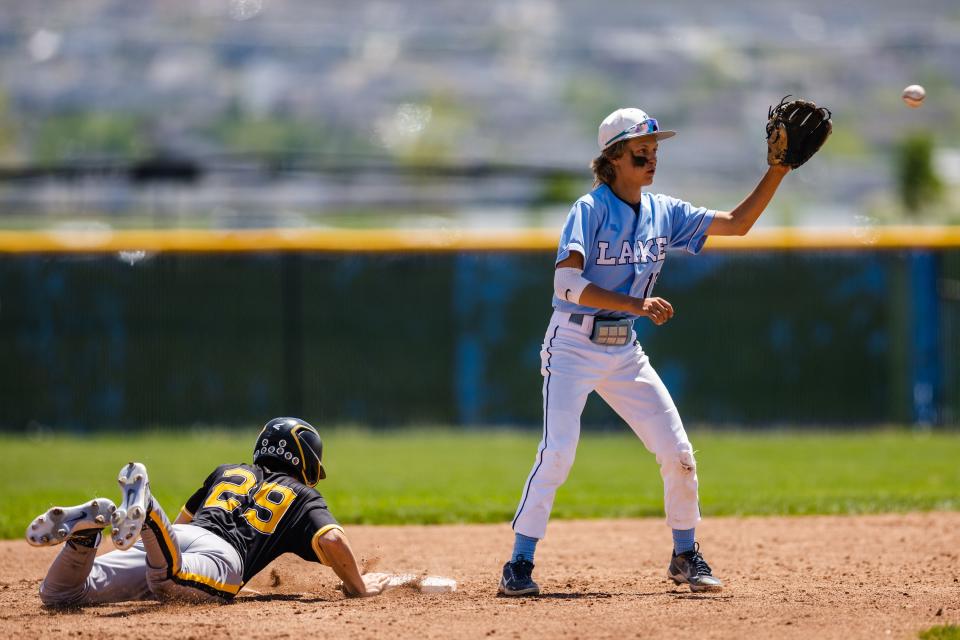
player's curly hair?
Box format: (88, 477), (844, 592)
(591, 140), (628, 187)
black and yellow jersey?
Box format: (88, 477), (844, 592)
(182, 463), (341, 584)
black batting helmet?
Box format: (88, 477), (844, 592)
(252, 417), (326, 486)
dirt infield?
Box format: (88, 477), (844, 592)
(1, 513), (958, 639)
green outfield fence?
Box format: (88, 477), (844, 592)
(2, 226), (959, 430)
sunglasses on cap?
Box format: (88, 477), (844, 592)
(604, 118), (660, 147)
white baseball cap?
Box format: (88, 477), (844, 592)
(598, 108), (676, 150)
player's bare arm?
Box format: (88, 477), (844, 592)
(706, 165), (790, 236)
(709, 98), (832, 237)
(317, 528), (388, 597)
(556, 252), (674, 325)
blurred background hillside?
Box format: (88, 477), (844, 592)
(0, 0), (958, 229)
(2, 1), (959, 431)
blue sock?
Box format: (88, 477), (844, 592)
(672, 528), (695, 555)
(511, 533), (539, 563)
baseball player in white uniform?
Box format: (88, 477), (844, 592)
(499, 107), (792, 596)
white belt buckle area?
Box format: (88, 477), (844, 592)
(560, 311), (594, 335)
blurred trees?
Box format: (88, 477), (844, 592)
(535, 173), (586, 206)
(207, 112), (330, 155)
(0, 93), (18, 162)
(896, 132), (943, 215)
(33, 113), (149, 163)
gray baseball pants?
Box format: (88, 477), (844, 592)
(39, 500), (243, 606)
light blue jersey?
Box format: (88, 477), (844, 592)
(553, 183), (715, 319)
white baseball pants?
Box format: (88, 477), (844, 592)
(512, 311), (701, 540)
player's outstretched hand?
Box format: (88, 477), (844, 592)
(359, 572), (391, 597)
(337, 572), (391, 597)
(765, 96), (832, 169)
(633, 296), (674, 325)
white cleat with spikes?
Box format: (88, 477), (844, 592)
(25, 498), (117, 547)
(111, 462), (151, 550)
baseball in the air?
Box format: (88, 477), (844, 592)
(902, 84), (926, 108)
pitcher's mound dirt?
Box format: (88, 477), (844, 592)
(1, 513), (958, 639)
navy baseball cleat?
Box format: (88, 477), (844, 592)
(25, 499), (116, 547)
(498, 559), (540, 596)
(667, 543), (723, 592)
(111, 462), (152, 550)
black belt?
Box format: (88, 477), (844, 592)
(568, 313), (629, 325)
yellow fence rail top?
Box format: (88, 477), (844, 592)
(2, 225), (960, 253)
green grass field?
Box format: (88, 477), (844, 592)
(920, 625), (960, 640)
(1, 429), (957, 540)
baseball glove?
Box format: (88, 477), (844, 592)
(766, 96), (832, 168)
